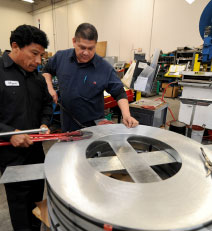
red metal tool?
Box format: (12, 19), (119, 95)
(0, 130), (93, 146)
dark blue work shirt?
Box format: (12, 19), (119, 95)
(43, 48), (126, 131)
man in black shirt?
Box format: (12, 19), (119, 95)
(0, 25), (52, 231)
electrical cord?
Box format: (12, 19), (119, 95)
(57, 102), (87, 129)
(154, 81), (178, 125)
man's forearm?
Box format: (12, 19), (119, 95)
(43, 73), (58, 103)
(117, 98), (131, 118)
(117, 98), (139, 128)
(42, 73), (53, 90)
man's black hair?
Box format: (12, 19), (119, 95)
(75, 23), (98, 42)
(10, 24), (49, 49)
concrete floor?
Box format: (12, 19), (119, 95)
(0, 181), (12, 231)
(0, 95), (180, 231)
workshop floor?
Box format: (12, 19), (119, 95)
(0, 95), (180, 231)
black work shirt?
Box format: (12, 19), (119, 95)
(0, 51), (53, 167)
(43, 48), (127, 131)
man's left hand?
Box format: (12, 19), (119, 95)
(122, 116), (139, 128)
(40, 124), (50, 134)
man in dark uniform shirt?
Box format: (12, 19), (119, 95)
(0, 25), (52, 231)
(43, 23), (138, 132)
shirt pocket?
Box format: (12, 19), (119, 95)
(77, 74), (101, 100)
(1, 85), (24, 117)
(3, 86), (22, 103)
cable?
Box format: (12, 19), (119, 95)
(66, 0), (70, 48)
(51, 0), (57, 53)
(149, 0), (156, 60)
(57, 102), (87, 129)
(154, 81), (178, 124)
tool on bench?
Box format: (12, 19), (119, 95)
(0, 129), (93, 146)
(200, 147), (212, 177)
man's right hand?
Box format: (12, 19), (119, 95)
(10, 134), (33, 148)
(49, 88), (58, 104)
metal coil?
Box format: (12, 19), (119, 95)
(45, 124), (212, 231)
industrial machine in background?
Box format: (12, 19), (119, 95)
(134, 52), (146, 62)
(121, 50), (166, 128)
(103, 56), (118, 66)
(130, 49), (160, 97)
(113, 61), (125, 79)
(178, 0), (212, 131)
(200, 0), (212, 66)
(104, 56), (126, 79)
(202, 25), (212, 65)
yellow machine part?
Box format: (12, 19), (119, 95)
(193, 54), (201, 71)
(136, 91), (142, 101)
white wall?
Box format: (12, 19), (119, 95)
(65, 0), (154, 61)
(151, 0), (208, 54)
(32, 0), (210, 62)
(0, 0), (33, 51)
(0, 0), (210, 62)
(32, 0), (155, 60)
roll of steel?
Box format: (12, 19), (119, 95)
(169, 120), (186, 135)
(45, 124), (212, 231)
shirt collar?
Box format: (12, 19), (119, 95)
(2, 51), (14, 68)
(2, 50), (38, 75)
(69, 49), (98, 68)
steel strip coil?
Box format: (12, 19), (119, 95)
(45, 124), (212, 230)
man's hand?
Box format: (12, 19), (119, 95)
(117, 98), (139, 128)
(49, 88), (58, 104)
(40, 124), (50, 134)
(10, 132), (33, 148)
(122, 115), (139, 128)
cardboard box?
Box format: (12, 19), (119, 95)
(161, 83), (169, 89)
(162, 83), (179, 98)
(32, 199), (50, 229)
(172, 86), (179, 98)
(96, 41), (107, 57)
(164, 86), (173, 97)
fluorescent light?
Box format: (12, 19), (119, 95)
(22, 0), (34, 3)
(185, 0), (195, 4)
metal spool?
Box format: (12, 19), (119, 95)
(45, 124), (212, 231)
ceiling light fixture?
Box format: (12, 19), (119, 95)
(22, 0), (34, 3)
(185, 0), (195, 4)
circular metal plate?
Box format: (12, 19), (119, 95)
(45, 125), (212, 230)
